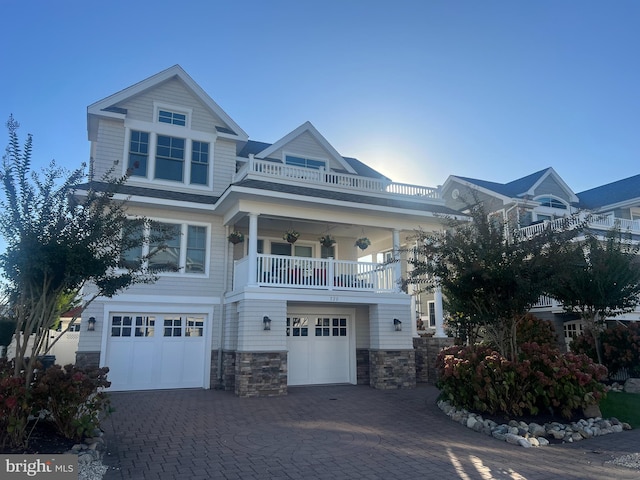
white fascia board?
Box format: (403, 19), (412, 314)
(87, 65), (248, 141)
(592, 198), (640, 213)
(100, 295), (220, 306)
(224, 287), (409, 305)
(217, 186), (459, 225)
(254, 121), (357, 174)
(525, 167), (579, 203)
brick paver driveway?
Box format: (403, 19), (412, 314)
(102, 384), (640, 479)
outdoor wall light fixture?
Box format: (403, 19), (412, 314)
(263, 316), (272, 331)
(393, 318), (402, 331)
(88, 317), (96, 331)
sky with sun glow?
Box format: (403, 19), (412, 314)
(1, 0), (640, 194)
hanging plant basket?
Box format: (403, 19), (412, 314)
(319, 235), (336, 248)
(228, 231), (244, 244)
(355, 237), (371, 250)
(283, 229), (300, 244)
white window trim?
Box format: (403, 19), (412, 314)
(153, 102), (193, 129)
(122, 121), (215, 190)
(283, 151), (328, 170)
(123, 218), (210, 276)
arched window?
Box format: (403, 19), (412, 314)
(536, 196), (567, 210)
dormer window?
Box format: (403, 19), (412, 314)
(158, 109), (186, 126)
(536, 196), (567, 210)
(286, 155), (326, 170)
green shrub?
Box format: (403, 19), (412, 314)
(436, 343), (607, 419)
(571, 322), (640, 377)
(33, 364), (111, 441)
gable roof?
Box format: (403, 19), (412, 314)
(253, 121), (358, 175)
(87, 65), (248, 141)
(454, 167), (578, 203)
(577, 173), (640, 210)
(237, 141), (387, 181)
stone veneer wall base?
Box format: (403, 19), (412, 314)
(369, 349), (416, 390)
(413, 336), (455, 384)
(234, 351), (287, 397)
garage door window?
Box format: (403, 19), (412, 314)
(286, 317), (309, 336)
(315, 317), (347, 337)
(111, 315), (155, 337)
(164, 317), (183, 336)
(186, 316), (204, 337)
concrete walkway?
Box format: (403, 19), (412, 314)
(102, 385), (640, 479)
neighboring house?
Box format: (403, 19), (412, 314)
(439, 168), (640, 347)
(77, 65), (461, 396)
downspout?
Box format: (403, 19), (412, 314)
(216, 225), (230, 389)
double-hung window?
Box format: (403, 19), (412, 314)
(186, 226), (206, 273)
(155, 135), (185, 182)
(149, 222), (182, 272)
(128, 131), (149, 177)
(122, 220), (207, 274)
(190, 141), (209, 185)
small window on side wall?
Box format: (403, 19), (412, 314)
(158, 109), (187, 126)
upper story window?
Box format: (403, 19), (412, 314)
(536, 196), (567, 210)
(158, 109), (187, 126)
(156, 136), (185, 182)
(190, 141), (209, 185)
(126, 129), (211, 186)
(285, 155), (326, 170)
(128, 131), (149, 177)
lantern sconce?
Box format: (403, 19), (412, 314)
(393, 318), (402, 331)
(263, 316), (271, 331)
(88, 317), (97, 332)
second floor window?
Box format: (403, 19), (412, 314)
(120, 220), (208, 274)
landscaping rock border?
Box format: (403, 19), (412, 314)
(437, 399), (632, 448)
(66, 429), (108, 480)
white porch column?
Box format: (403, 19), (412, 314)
(434, 286), (446, 337)
(392, 229), (401, 293)
(248, 213), (259, 286)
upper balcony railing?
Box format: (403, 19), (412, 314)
(517, 213), (640, 239)
(234, 156), (441, 200)
(233, 254), (398, 292)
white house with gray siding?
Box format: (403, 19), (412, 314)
(77, 65), (460, 396)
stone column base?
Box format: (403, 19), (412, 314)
(234, 351), (287, 397)
(369, 349), (416, 390)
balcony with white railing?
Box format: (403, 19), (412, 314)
(233, 254), (398, 293)
(518, 214), (640, 239)
(233, 156), (441, 200)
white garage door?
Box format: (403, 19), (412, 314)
(105, 313), (206, 391)
(287, 315), (351, 386)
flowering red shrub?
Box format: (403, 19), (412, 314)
(33, 364), (111, 441)
(436, 342), (607, 419)
(0, 359), (33, 448)
(571, 322), (640, 377)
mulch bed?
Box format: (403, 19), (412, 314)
(1, 420), (76, 454)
